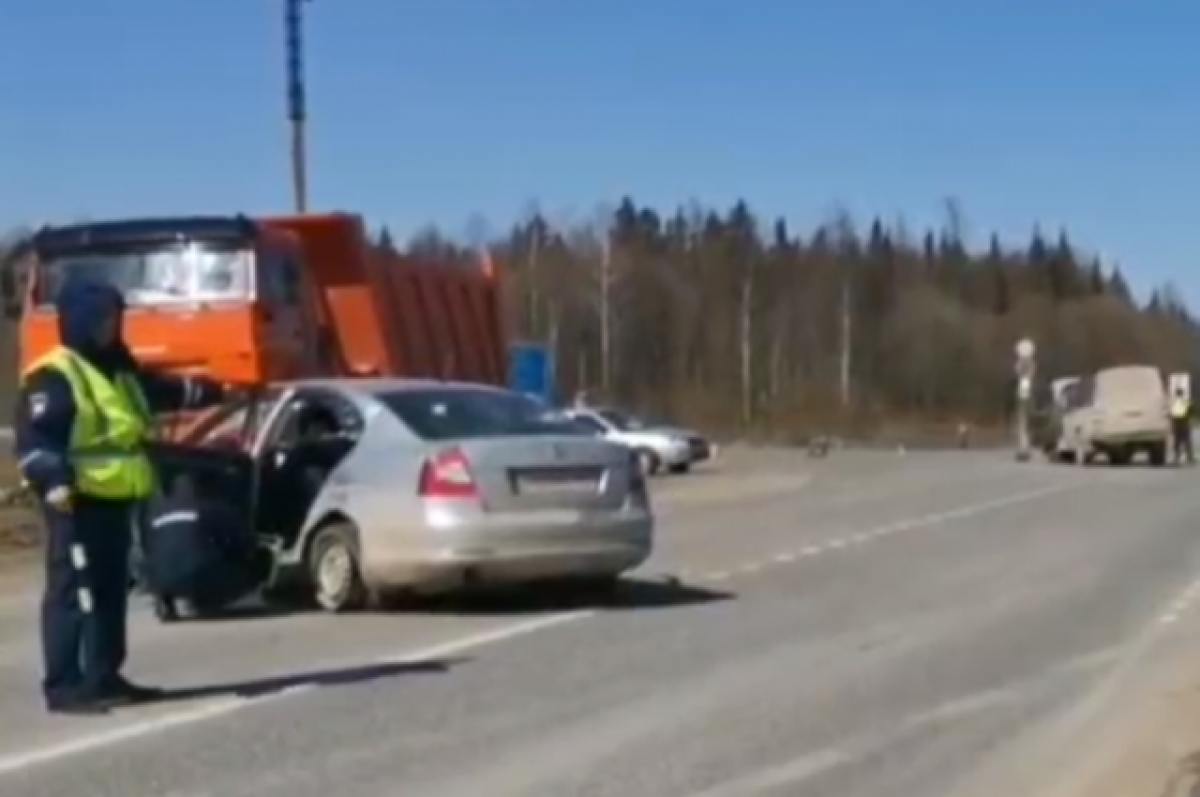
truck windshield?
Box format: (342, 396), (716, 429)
(33, 242), (253, 308)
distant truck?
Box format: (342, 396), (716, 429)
(1057, 365), (1172, 466)
(2, 215), (507, 395)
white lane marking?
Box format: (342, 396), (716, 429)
(0, 611), (593, 778)
(684, 482), (1085, 587)
(656, 474), (813, 514)
(847, 481), (1081, 540)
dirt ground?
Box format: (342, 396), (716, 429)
(0, 458), (39, 558)
(0, 509), (38, 552)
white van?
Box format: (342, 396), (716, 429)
(1060, 365), (1170, 466)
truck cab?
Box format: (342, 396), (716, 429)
(2, 216), (329, 385)
(3, 213), (511, 400)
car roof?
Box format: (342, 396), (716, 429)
(272, 377), (512, 397)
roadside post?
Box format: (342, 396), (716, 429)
(1015, 338), (1036, 462)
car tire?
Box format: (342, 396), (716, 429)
(667, 462), (691, 475)
(308, 521), (368, 613)
(635, 448), (661, 477)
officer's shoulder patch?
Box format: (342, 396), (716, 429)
(28, 392), (48, 418)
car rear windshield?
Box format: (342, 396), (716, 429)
(378, 388), (577, 441)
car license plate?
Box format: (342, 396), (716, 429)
(514, 467), (600, 495)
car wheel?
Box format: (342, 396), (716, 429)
(636, 448), (661, 477)
(667, 462), (691, 475)
(308, 521), (368, 613)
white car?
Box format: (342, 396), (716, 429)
(562, 407), (715, 476)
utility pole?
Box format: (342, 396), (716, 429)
(285, 0), (311, 213)
(599, 231), (613, 391)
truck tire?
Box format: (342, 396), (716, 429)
(308, 521), (368, 613)
(1107, 447), (1133, 467)
(1148, 441), (1167, 467)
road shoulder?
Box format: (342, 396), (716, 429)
(1039, 634), (1200, 797)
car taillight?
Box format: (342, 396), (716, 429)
(418, 448), (479, 499)
(629, 452), (649, 499)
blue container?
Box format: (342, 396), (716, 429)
(508, 341), (555, 405)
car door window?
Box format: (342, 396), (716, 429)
(1070, 378), (1095, 411)
(255, 390), (361, 543)
(263, 392), (361, 448)
(190, 393), (282, 449)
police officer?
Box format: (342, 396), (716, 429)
(1170, 386), (1194, 466)
(14, 278), (226, 715)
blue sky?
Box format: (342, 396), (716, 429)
(2, 1), (1197, 301)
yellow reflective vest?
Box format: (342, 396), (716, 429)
(23, 347), (158, 500)
(1171, 396), (1191, 420)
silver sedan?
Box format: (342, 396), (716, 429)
(171, 378), (656, 612)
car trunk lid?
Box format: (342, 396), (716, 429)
(443, 435), (631, 512)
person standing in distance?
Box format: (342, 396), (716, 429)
(1169, 385), (1194, 466)
(14, 278), (227, 715)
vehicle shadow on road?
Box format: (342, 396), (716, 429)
(157, 603), (300, 623)
(145, 656), (467, 706)
(411, 575), (734, 617)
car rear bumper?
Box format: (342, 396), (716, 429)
(1092, 433), (1170, 447)
(655, 446), (692, 466)
(360, 513), (653, 593)
(1091, 423), (1170, 446)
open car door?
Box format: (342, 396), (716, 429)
(146, 387), (285, 522)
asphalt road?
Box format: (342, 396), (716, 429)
(0, 449), (1197, 797)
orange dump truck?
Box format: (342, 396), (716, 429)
(2, 214), (507, 387)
